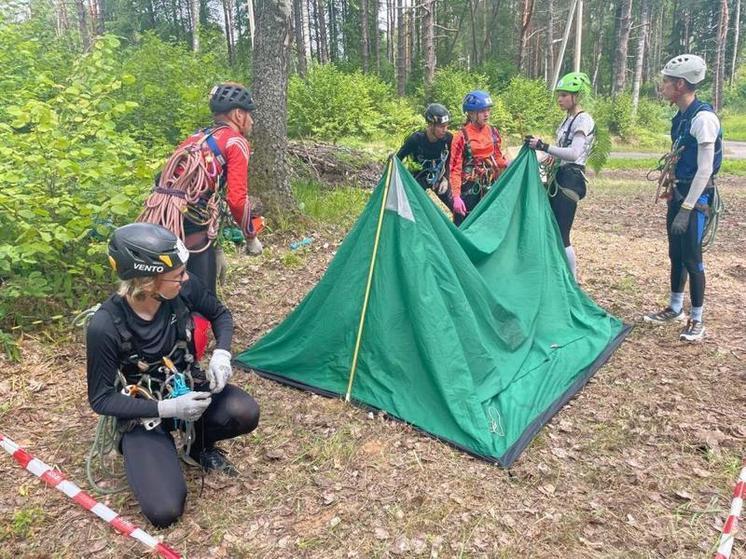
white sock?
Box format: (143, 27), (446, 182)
(669, 292), (685, 313)
(565, 246), (577, 280)
(690, 306), (704, 322)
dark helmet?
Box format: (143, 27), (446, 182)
(425, 103), (450, 125)
(108, 223), (189, 280)
(209, 83), (256, 114)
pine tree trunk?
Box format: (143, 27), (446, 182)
(712, 0), (730, 111)
(731, 0), (741, 86)
(373, 0), (381, 72)
(301, 0), (312, 60)
(396, 0), (406, 95)
(631, 0), (650, 113)
(362, 0), (369, 71)
(74, 0), (91, 50)
(191, 0), (200, 51)
(547, 0), (555, 84)
(293, 0), (308, 75)
(315, 0), (329, 63)
(423, 0), (435, 88)
(329, 0), (338, 62)
(468, 0), (478, 67)
(517, 0), (535, 72)
(252, 0), (296, 213)
(93, 0), (105, 35)
(222, 0), (235, 65)
(611, 0), (632, 97)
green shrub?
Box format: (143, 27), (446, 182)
(425, 66), (491, 121)
(593, 93), (635, 139)
(288, 64), (420, 141)
(499, 76), (561, 135)
(0, 33), (157, 318)
(116, 32), (235, 147)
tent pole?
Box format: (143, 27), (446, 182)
(345, 157), (395, 402)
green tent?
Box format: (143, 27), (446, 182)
(235, 147), (629, 467)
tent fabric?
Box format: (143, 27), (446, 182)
(235, 147), (629, 467)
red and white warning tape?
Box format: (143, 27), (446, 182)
(714, 460), (746, 559)
(0, 432), (181, 559)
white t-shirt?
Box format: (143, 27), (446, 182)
(555, 112), (595, 166)
(689, 111), (720, 144)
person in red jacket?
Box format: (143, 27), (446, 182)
(139, 83), (261, 294)
(449, 90), (508, 226)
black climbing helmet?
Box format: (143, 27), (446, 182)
(108, 223), (189, 280)
(209, 83), (256, 114)
(425, 103), (450, 125)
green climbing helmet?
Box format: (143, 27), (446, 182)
(556, 72), (591, 95)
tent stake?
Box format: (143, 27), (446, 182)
(345, 157), (395, 402)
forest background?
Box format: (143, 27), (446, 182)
(0, 0), (744, 344)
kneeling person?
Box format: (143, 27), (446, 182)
(86, 223), (260, 528)
(397, 103), (454, 213)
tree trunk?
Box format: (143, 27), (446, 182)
(292, 0), (307, 75)
(517, 0), (535, 72)
(55, 0), (70, 36)
(731, 0), (741, 86)
(93, 0), (105, 35)
(712, 0), (730, 112)
(631, 0), (650, 113)
(481, 0), (501, 64)
(329, 0), (338, 62)
(362, 0), (370, 71)
(468, 0), (478, 67)
(191, 0), (200, 51)
(74, 0), (90, 51)
(222, 0), (235, 65)
(252, 0), (296, 212)
(396, 0), (406, 95)
(611, 0), (632, 97)
(546, 0), (555, 84)
(315, 0), (329, 63)
(423, 0), (435, 89)
(373, 0), (381, 72)
(301, 0), (313, 60)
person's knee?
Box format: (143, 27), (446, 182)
(141, 490), (186, 528)
(235, 398), (260, 434)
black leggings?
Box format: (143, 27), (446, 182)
(186, 245), (217, 294)
(549, 192), (578, 247)
(549, 165), (587, 247)
(667, 196), (709, 307)
(120, 385), (259, 528)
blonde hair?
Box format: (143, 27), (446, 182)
(117, 276), (157, 301)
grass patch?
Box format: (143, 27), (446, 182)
(605, 157), (746, 175)
(293, 180), (370, 227)
(722, 111), (746, 141)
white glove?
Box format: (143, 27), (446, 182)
(157, 391), (212, 422)
(207, 349), (233, 393)
(246, 236), (263, 256)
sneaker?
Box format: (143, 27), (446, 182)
(643, 307), (686, 324)
(680, 320), (705, 342)
(199, 447), (239, 477)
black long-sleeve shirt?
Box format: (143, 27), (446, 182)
(86, 273), (233, 420)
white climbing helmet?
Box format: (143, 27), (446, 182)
(661, 54), (706, 85)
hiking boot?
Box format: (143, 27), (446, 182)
(643, 307), (686, 324)
(680, 320), (705, 342)
(199, 447), (239, 477)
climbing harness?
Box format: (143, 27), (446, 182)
(415, 147), (450, 193)
(80, 295), (205, 494)
(461, 125), (502, 197)
(138, 126), (230, 253)
(544, 111), (594, 202)
(647, 139), (683, 204)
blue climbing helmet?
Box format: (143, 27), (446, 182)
(462, 90), (494, 113)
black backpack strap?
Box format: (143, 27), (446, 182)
(99, 295), (137, 359)
(171, 295), (194, 345)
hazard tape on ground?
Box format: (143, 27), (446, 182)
(0, 432), (181, 559)
(714, 459), (746, 559)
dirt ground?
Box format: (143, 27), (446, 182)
(0, 169), (744, 558)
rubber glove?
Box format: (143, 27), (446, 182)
(157, 391), (212, 422)
(670, 208), (691, 235)
(207, 349), (233, 393)
(452, 196), (467, 216)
